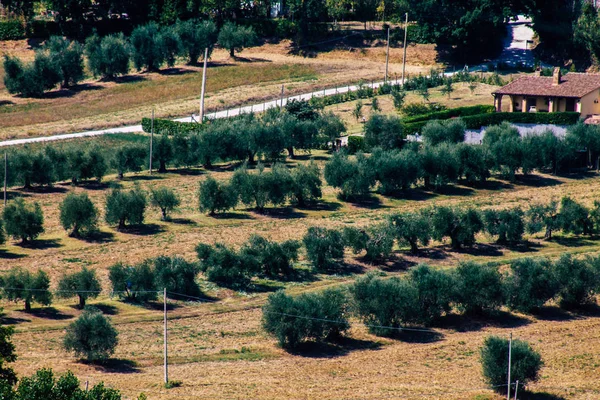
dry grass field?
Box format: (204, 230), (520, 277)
(1, 144), (600, 399)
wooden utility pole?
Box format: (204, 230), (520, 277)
(514, 380), (519, 400)
(149, 109), (154, 174)
(385, 27), (390, 83)
(164, 288), (169, 385)
(402, 12), (408, 86)
(280, 84), (285, 108)
(200, 48), (209, 122)
(507, 333), (512, 400)
(3, 153), (6, 206)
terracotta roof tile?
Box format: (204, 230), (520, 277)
(493, 73), (600, 98)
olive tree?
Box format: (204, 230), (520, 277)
(302, 227), (345, 272)
(483, 207), (525, 245)
(453, 262), (504, 315)
(1, 268), (52, 311)
(63, 308), (118, 362)
(108, 261), (157, 302)
(2, 198), (44, 244)
(57, 267), (102, 309)
(59, 192), (98, 237)
(176, 19), (217, 64)
(430, 206), (483, 249)
(388, 212), (431, 254)
(504, 258), (558, 313)
(150, 186), (180, 220)
(217, 22), (257, 57)
(198, 175), (238, 215)
(85, 33), (131, 80)
(105, 188), (147, 230)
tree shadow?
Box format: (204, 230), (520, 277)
(82, 230), (115, 244)
(39, 83), (103, 99)
(76, 181), (112, 191)
(279, 268), (319, 283)
(3, 190), (31, 200)
(393, 330), (444, 344)
(260, 207), (307, 219)
(112, 75), (148, 84)
(288, 337), (383, 359)
(211, 212), (254, 220)
(122, 224), (165, 236)
(380, 256), (417, 272)
(516, 175), (562, 188)
(169, 218), (197, 226)
(158, 67), (197, 76)
(435, 311), (531, 333)
(0, 316), (31, 325)
(124, 174), (164, 182)
(533, 306), (575, 322)
(0, 250), (26, 259)
(505, 241), (543, 253)
(571, 302), (600, 318)
(22, 186), (68, 194)
(85, 358), (141, 374)
(87, 303), (119, 315)
(19, 238), (62, 250)
(247, 282), (281, 293)
(0, 100), (15, 106)
(26, 307), (73, 320)
(408, 248), (449, 261)
(521, 391), (567, 400)
(320, 262), (365, 276)
(291, 154), (330, 162)
(296, 201), (342, 212)
(463, 179), (513, 191)
(140, 300), (181, 312)
(549, 236), (595, 248)
(433, 185), (475, 197)
(173, 168), (205, 176)
(229, 56), (271, 63)
(348, 195), (388, 210)
(384, 188), (437, 201)
(450, 244), (504, 257)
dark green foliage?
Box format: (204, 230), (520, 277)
(453, 262), (504, 315)
(419, 143), (460, 189)
(176, 19), (217, 64)
(388, 212), (430, 254)
(289, 161), (322, 207)
(370, 148), (420, 194)
(407, 264), (454, 325)
(195, 243), (254, 288)
(0, 325), (17, 386)
(130, 22), (165, 71)
(402, 105), (495, 124)
(43, 36), (84, 88)
(1, 268), (52, 311)
(285, 99), (319, 121)
(483, 207), (525, 244)
(104, 187), (147, 230)
(390, 87), (406, 110)
(364, 114), (404, 149)
(552, 254), (600, 309)
(11, 149), (56, 188)
(525, 201), (558, 240)
(108, 261), (157, 302)
(57, 267), (102, 309)
(63, 308), (118, 362)
(85, 33), (131, 80)
(302, 227), (345, 272)
(141, 118), (202, 136)
(232, 163), (293, 212)
(430, 206), (483, 249)
(347, 136), (365, 154)
(217, 22), (258, 57)
(0, 19), (25, 40)
(59, 192), (98, 237)
(343, 223), (395, 262)
(66, 145), (108, 183)
(324, 152), (374, 200)
(483, 122), (523, 181)
(462, 112), (580, 130)
(480, 336), (542, 392)
(3, 53), (61, 97)
(351, 273), (419, 336)
(2, 198), (44, 243)
(112, 144), (146, 179)
(153, 256), (202, 299)
(150, 186), (180, 220)
(420, 118), (465, 146)
(241, 235), (300, 278)
(198, 175), (238, 215)
(153, 134), (173, 173)
(262, 288), (349, 349)
(504, 258), (558, 313)
(558, 197), (592, 236)
(455, 143), (490, 184)
(160, 25), (182, 68)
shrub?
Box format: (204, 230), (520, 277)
(141, 118), (202, 136)
(402, 105), (495, 124)
(3, 52), (61, 97)
(85, 33), (131, 80)
(59, 192), (98, 237)
(364, 114), (404, 149)
(480, 336), (542, 393)
(430, 206), (483, 249)
(421, 118), (466, 146)
(241, 235), (301, 278)
(454, 262), (504, 314)
(105, 187), (147, 230)
(289, 160), (322, 207)
(525, 201), (559, 240)
(153, 256), (202, 299)
(176, 19), (217, 64)
(1, 268), (52, 311)
(131, 22), (165, 71)
(483, 207), (525, 244)
(504, 258), (558, 313)
(262, 288), (349, 349)
(407, 265), (455, 325)
(463, 112), (580, 130)
(351, 273), (419, 336)
(150, 187), (180, 220)
(218, 22), (258, 57)
(57, 267), (102, 309)
(343, 223), (395, 262)
(388, 212), (430, 254)
(324, 152), (375, 200)
(63, 308), (118, 362)
(552, 254), (600, 309)
(42, 36), (84, 88)
(195, 243), (254, 288)
(390, 87), (406, 110)
(198, 175), (238, 215)
(108, 261), (157, 302)
(2, 198), (44, 243)
(302, 227), (345, 272)
(347, 136), (365, 154)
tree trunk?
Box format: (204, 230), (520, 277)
(287, 147), (295, 159)
(78, 295), (85, 309)
(118, 171), (124, 180)
(248, 152), (256, 165)
(159, 160), (167, 173)
(544, 227), (552, 240)
(118, 219), (126, 231)
(25, 300), (31, 312)
(410, 241), (419, 254)
(161, 209), (168, 220)
(230, 48), (235, 58)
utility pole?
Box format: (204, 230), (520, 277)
(3, 153), (6, 207)
(385, 27), (390, 83)
(280, 84), (285, 108)
(164, 288), (169, 385)
(514, 380), (519, 400)
(149, 109), (154, 175)
(507, 333), (513, 400)
(402, 12), (408, 86)
(199, 48), (209, 123)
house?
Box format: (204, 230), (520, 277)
(492, 68), (600, 117)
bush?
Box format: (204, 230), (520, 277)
(2, 198), (44, 243)
(150, 187), (180, 220)
(483, 207), (525, 244)
(57, 267), (102, 309)
(454, 262), (504, 314)
(1, 268), (52, 311)
(420, 118), (466, 146)
(63, 308), (118, 362)
(198, 175), (238, 215)
(388, 212), (430, 254)
(407, 265), (455, 325)
(419, 143), (460, 189)
(504, 258), (558, 313)
(241, 235), (300, 278)
(402, 105), (495, 124)
(3, 53), (61, 97)
(351, 273), (420, 336)
(231, 164), (292, 212)
(262, 288), (349, 349)
(141, 118), (202, 136)
(346, 136), (365, 154)
(343, 223), (395, 262)
(105, 187), (147, 230)
(480, 336), (542, 393)
(0, 20), (25, 40)
(59, 192), (98, 237)
(430, 206), (483, 249)
(289, 161), (322, 207)
(85, 33), (131, 79)
(66, 145), (108, 183)
(153, 256), (202, 299)
(364, 114), (404, 149)
(108, 261), (157, 302)
(324, 152), (374, 200)
(463, 112), (580, 129)
(302, 227), (345, 272)
(218, 22), (258, 57)
(195, 243), (254, 288)
(176, 19), (217, 64)
(552, 254), (600, 308)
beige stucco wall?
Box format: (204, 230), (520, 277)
(580, 90), (600, 116)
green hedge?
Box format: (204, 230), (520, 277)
(141, 118), (204, 136)
(0, 20), (26, 40)
(462, 112), (581, 129)
(403, 105), (496, 124)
